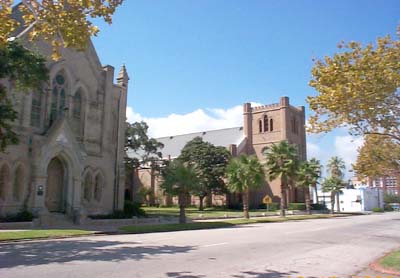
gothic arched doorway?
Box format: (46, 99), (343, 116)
(46, 157), (66, 212)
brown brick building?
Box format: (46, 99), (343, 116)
(127, 96), (306, 208)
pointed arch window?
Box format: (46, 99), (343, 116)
(73, 90), (82, 119)
(30, 91), (42, 127)
(270, 119), (274, 131)
(263, 115), (269, 132)
(259, 119), (262, 133)
(83, 172), (93, 202)
(0, 165), (10, 201)
(50, 72), (68, 124)
(13, 166), (24, 202)
(94, 173), (103, 202)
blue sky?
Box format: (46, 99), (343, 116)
(92, 0), (399, 177)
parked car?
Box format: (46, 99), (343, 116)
(388, 203), (400, 211)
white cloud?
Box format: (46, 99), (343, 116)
(126, 102), (262, 138)
(307, 142), (324, 160)
(334, 135), (364, 172)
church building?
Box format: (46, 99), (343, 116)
(127, 96), (306, 207)
(0, 13), (128, 224)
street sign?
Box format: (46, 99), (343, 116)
(263, 195), (272, 204)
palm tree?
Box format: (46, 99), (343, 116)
(309, 158), (322, 204)
(322, 176), (344, 214)
(160, 160), (200, 223)
(296, 160), (321, 214)
(225, 155), (265, 219)
(264, 140), (299, 217)
(327, 156), (346, 212)
(327, 156), (346, 179)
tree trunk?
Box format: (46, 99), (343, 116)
(305, 188), (311, 215)
(280, 185), (286, 217)
(178, 193), (186, 224)
(336, 192), (340, 213)
(199, 196), (205, 211)
(314, 185), (319, 204)
(330, 192), (335, 214)
(242, 189), (250, 219)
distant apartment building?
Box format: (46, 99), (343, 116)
(351, 176), (399, 195)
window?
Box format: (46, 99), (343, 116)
(259, 120), (262, 133)
(263, 115), (268, 132)
(13, 166), (24, 202)
(291, 117), (298, 134)
(270, 119), (273, 131)
(30, 91), (42, 127)
(59, 89), (66, 114)
(73, 90), (82, 119)
(50, 72), (68, 124)
(0, 165), (10, 201)
(94, 174), (103, 202)
(83, 172), (92, 202)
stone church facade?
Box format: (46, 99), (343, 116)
(0, 25), (128, 223)
(127, 96), (306, 207)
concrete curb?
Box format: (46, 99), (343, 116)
(369, 251), (400, 276)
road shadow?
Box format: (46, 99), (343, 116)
(0, 239), (196, 269)
(166, 271), (206, 278)
(232, 268), (314, 278)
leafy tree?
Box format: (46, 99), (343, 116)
(353, 134), (400, 180)
(125, 121), (164, 203)
(160, 160), (200, 224)
(322, 177), (344, 214)
(1, 0), (124, 60)
(264, 140), (299, 217)
(0, 41), (48, 152)
(296, 160), (321, 214)
(179, 137), (231, 211)
(125, 121), (164, 169)
(225, 155), (265, 219)
(326, 156), (346, 212)
(307, 27), (400, 142)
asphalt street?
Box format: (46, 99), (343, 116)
(1, 212), (399, 278)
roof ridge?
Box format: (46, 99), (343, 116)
(155, 126), (243, 140)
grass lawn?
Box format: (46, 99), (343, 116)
(143, 206), (275, 219)
(120, 214), (339, 234)
(379, 249), (400, 271)
(0, 229), (94, 241)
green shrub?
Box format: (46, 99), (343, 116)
(288, 203), (306, 210)
(227, 203), (243, 210)
(124, 201), (146, 217)
(0, 210), (34, 222)
(89, 202), (147, 220)
(384, 204), (394, 211)
(89, 210), (128, 219)
(384, 193), (400, 203)
(310, 203), (327, 210)
(372, 207), (384, 213)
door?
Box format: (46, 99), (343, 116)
(46, 157), (65, 212)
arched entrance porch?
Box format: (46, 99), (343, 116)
(45, 157), (67, 212)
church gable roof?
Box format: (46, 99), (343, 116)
(127, 126), (245, 160)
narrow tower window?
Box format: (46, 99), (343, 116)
(270, 119), (274, 131)
(263, 115), (269, 132)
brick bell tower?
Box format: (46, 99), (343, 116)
(243, 96), (307, 206)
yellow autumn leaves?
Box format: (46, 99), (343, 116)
(307, 32), (400, 143)
(308, 26), (400, 179)
(0, 0), (123, 60)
